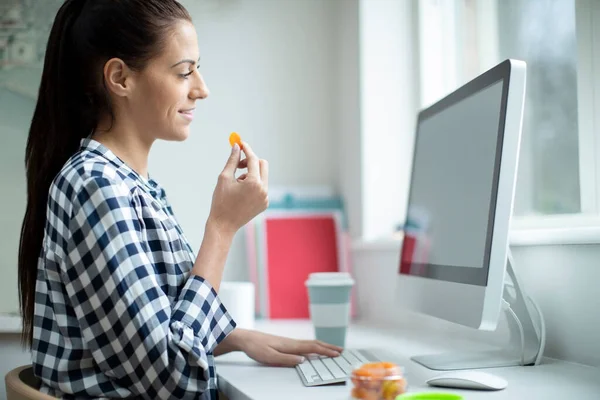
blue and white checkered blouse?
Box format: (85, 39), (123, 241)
(32, 138), (236, 399)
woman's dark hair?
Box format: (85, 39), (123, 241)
(18, 0), (191, 348)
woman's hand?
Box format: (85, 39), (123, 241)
(215, 329), (344, 367)
(208, 141), (269, 235)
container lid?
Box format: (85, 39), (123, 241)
(351, 362), (404, 381)
(395, 393), (464, 400)
(305, 272), (355, 287)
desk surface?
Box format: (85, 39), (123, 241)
(215, 320), (600, 400)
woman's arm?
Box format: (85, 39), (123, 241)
(214, 329), (343, 366)
(190, 219), (234, 293)
(213, 328), (244, 357)
(196, 141), (268, 293)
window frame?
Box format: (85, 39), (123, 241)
(508, 0), (600, 240)
(415, 0), (600, 244)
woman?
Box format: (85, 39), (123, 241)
(17, 1), (341, 398)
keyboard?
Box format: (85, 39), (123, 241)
(295, 349), (380, 386)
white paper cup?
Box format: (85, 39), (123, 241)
(305, 272), (355, 348)
(219, 281), (255, 330)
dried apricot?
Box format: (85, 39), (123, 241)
(229, 132), (242, 149)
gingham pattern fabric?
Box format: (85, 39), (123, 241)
(32, 138), (236, 400)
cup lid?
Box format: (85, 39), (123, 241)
(305, 272), (355, 286)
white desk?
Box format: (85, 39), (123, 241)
(215, 320), (600, 400)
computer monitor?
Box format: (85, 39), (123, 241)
(396, 59), (544, 370)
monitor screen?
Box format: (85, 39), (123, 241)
(400, 77), (509, 286)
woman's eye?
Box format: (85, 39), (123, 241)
(179, 65), (200, 79)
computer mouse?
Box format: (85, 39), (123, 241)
(426, 370), (508, 391)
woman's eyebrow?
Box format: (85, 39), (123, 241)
(170, 57), (201, 68)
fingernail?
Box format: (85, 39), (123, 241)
(297, 356), (305, 363)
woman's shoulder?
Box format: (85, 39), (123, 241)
(43, 150), (139, 248)
(51, 149), (136, 206)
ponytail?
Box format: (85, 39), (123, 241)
(18, 0), (93, 348)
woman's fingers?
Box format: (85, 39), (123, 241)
(279, 339), (341, 358)
(259, 159), (269, 190)
(314, 340), (344, 353)
(264, 348), (305, 367)
(241, 141), (260, 177)
(236, 143), (267, 190)
(237, 158), (268, 186)
(221, 143), (242, 177)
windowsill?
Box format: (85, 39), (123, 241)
(509, 226), (600, 246)
(0, 315), (22, 333)
(510, 214), (600, 245)
(352, 234), (404, 251)
(352, 215), (600, 251)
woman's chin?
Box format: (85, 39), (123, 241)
(162, 128), (190, 142)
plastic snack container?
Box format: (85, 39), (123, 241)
(349, 362), (407, 400)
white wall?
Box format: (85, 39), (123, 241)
(359, 0), (419, 240)
(336, 0), (362, 239)
(0, 89), (34, 315)
(0, 89), (33, 400)
(351, 242), (600, 368)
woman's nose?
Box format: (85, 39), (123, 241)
(191, 73), (209, 100)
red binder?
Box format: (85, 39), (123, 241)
(266, 215), (339, 318)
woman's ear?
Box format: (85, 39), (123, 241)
(103, 58), (134, 97)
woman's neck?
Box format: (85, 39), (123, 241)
(92, 118), (153, 179)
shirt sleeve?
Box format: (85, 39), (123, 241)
(62, 176), (236, 399)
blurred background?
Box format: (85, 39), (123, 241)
(2, 0), (598, 397)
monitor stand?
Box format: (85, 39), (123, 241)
(411, 249), (546, 370)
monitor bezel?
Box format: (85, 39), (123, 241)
(400, 59), (514, 287)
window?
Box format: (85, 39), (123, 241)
(418, 0), (582, 218)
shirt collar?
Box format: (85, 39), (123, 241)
(79, 137), (163, 198)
